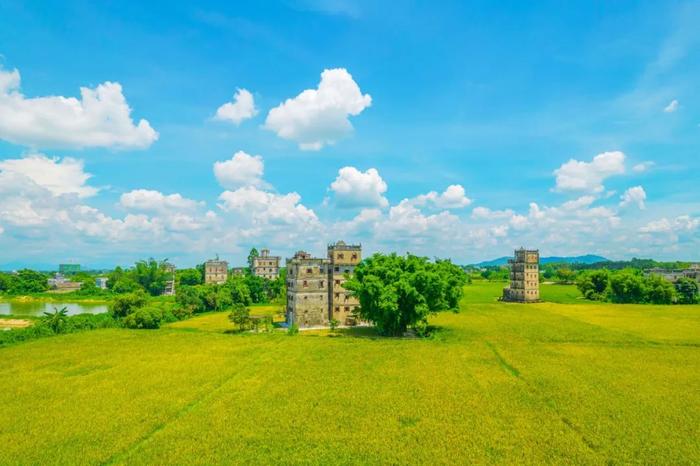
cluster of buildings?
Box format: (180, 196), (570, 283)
(203, 249), (282, 285)
(201, 243), (363, 328)
(502, 248), (540, 303)
(645, 264), (700, 282)
(286, 241), (362, 328)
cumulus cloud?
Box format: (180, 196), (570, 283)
(0, 67), (157, 149)
(663, 99), (679, 113)
(411, 185), (472, 209)
(471, 207), (514, 219)
(218, 187), (319, 227)
(213, 151), (266, 189)
(214, 88), (258, 125)
(553, 151), (626, 193)
(120, 189), (204, 212)
(264, 68), (372, 150)
(376, 199), (460, 240)
(620, 186), (646, 209)
(329, 166), (388, 208)
(640, 215), (699, 234)
(0, 154), (97, 198)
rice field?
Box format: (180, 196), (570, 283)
(1, 282), (698, 465)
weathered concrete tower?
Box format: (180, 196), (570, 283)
(502, 248), (540, 302)
(327, 241), (362, 325)
(286, 251), (330, 327)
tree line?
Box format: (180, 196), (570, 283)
(577, 269), (698, 304)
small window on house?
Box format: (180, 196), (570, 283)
(335, 293), (339, 299)
(344, 306), (350, 311)
(335, 266), (340, 272)
(303, 280), (308, 287)
(351, 253), (357, 260)
(335, 280), (340, 285)
(320, 281), (324, 287)
(335, 306), (340, 312)
(306, 268), (312, 274)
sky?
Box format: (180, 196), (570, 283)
(0, 0), (698, 269)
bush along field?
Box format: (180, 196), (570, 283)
(0, 281), (698, 465)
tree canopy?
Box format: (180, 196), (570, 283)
(344, 253), (467, 336)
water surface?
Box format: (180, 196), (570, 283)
(0, 301), (109, 317)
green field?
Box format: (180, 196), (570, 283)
(1, 283), (698, 465)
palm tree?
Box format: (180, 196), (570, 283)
(43, 306), (69, 333)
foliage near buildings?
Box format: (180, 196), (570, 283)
(577, 269), (682, 304)
(344, 253), (467, 336)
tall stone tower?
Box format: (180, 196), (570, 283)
(252, 248), (281, 280)
(286, 251), (330, 327)
(327, 241), (362, 325)
(502, 248), (540, 302)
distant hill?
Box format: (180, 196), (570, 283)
(474, 254), (609, 267)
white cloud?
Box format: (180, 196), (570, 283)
(214, 88), (258, 125)
(412, 185), (472, 209)
(640, 215), (699, 234)
(471, 207), (514, 219)
(213, 151), (266, 189)
(0, 154), (97, 198)
(218, 186), (319, 227)
(329, 166), (388, 208)
(120, 189), (203, 212)
(632, 161), (655, 173)
(0, 67), (157, 149)
(377, 199), (459, 240)
(620, 186), (646, 209)
(663, 99), (679, 113)
(264, 68), (372, 150)
(553, 151), (626, 192)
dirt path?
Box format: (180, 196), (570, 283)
(0, 319), (32, 329)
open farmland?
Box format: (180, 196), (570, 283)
(1, 282), (698, 465)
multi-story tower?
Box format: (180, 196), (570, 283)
(252, 248), (281, 280)
(327, 241), (362, 325)
(286, 251), (330, 327)
(163, 263), (176, 296)
(204, 259), (229, 284)
(502, 248), (540, 302)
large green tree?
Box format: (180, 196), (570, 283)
(11, 269), (49, 294)
(344, 253), (467, 337)
(132, 259), (170, 296)
(247, 248), (259, 272)
(675, 277), (699, 304)
(178, 268), (202, 286)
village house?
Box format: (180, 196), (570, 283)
(204, 258), (228, 285)
(252, 248), (281, 280)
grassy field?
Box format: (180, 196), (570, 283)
(1, 282), (698, 465)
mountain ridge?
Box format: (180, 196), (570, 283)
(473, 254), (609, 267)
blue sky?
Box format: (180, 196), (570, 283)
(0, 0), (698, 268)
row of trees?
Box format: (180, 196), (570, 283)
(577, 269), (699, 304)
(345, 253), (468, 336)
(0, 269), (50, 294)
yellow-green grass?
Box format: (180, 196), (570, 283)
(165, 304), (285, 333)
(1, 283), (698, 465)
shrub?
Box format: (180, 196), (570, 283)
(124, 307), (162, 329)
(111, 290), (148, 318)
(229, 303), (250, 331)
(287, 323), (299, 336)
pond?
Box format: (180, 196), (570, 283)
(0, 301), (109, 317)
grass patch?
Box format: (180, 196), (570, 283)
(0, 282), (698, 464)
